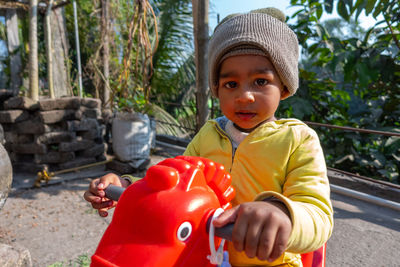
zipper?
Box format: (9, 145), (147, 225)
(213, 122), (236, 172)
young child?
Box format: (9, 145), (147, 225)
(84, 8), (333, 267)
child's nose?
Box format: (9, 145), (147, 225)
(236, 87), (255, 103)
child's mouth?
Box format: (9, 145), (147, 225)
(236, 112), (256, 120)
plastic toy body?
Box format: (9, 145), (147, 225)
(91, 156), (235, 267)
(301, 243), (326, 267)
(91, 156), (326, 267)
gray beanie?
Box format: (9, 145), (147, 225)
(208, 8), (299, 97)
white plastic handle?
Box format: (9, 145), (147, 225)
(207, 208), (226, 265)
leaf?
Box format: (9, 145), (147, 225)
(385, 137), (400, 153)
(308, 43), (320, 53)
(337, 0), (350, 21)
(377, 169), (389, 178)
(288, 97), (314, 119)
(316, 5), (323, 19)
(353, 0), (367, 19)
(343, 0), (354, 11)
(362, 27), (375, 45)
(324, 0), (334, 13)
(315, 24), (327, 38)
(372, 0), (386, 18)
(365, 0), (377, 15)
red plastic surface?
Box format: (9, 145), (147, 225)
(91, 156), (235, 267)
(301, 243), (327, 267)
(91, 156), (326, 267)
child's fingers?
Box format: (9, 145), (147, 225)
(89, 174), (122, 198)
(244, 220), (264, 258)
(96, 177), (113, 194)
(268, 225), (291, 262)
(83, 190), (100, 203)
(231, 205), (253, 252)
(97, 199), (118, 217)
(98, 208), (109, 217)
(88, 179), (100, 194)
(213, 206), (239, 227)
(256, 222), (279, 261)
(91, 199), (114, 210)
(88, 179), (107, 198)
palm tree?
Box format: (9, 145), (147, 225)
(150, 0), (195, 101)
(148, 0), (198, 136)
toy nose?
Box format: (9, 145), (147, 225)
(146, 165), (180, 191)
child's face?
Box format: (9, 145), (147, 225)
(217, 55), (288, 131)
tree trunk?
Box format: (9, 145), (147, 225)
(102, 0), (110, 108)
(6, 9), (22, 96)
(192, 0), (209, 131)
(29, 0), (39, 100)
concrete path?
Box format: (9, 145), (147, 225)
(327, 192), (400, 267)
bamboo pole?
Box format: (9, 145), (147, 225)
(73, 0), (83, 97)
(29, 0), (39, 100)
(46, 0), (55, 98)
(102, 0), (110, 108)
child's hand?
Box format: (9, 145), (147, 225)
(83, 173), (130, 217)
(213, 200), (292, 262)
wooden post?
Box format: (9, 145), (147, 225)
(192, 0), (210, 131)
(102, 0), (110, 108)
(73, 0), (83, 97)
(5, 9), (22, 96)
(52, 7), (73, 97)
(29, 0), (39, 101)
(45, 0), (55, 98)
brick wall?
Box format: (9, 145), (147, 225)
(0, 96), (107, 173)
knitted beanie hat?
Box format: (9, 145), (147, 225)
(208, 8), (299, 97)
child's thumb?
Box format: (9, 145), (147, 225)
(213, 206), (238, 228)
(98, 175), (115, 190)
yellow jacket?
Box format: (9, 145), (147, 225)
(184, 117), (333, 266)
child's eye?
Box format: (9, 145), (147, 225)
(224, 81), (237, 89)
(255, 79), (268, 86)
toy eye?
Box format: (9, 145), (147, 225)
(177, 221), (192, 242)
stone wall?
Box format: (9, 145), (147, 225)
(0, 96), (106, 173)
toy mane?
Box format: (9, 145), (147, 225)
(174, 156), (235, 210)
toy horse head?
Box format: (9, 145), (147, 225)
(91, 156), (235, 267)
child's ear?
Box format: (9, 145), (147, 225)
(280, 88), (290, 100)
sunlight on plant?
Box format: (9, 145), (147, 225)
(47, 254), (90, 267)
(111, 0), (159, 113)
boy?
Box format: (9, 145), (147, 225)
(183, 8), (333, 266)
(84, 8), (333, 266)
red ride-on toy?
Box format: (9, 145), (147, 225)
(91, 156), (326, 267)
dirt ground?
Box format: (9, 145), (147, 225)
(0, 152), (170, 267)
(0, 149), (399, 267)
(0, 178), (112, 266)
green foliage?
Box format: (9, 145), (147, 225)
(63, 0), (195, 123)
(47, 254), (90, 267)
(150, 0), (196, 132)
(283, 0), (400, 183)
(64, 1), (97, 96)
